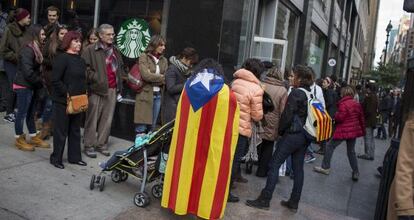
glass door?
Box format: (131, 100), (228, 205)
(252, 36), (288, 72)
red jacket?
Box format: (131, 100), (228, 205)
(333, 96), (366, 140)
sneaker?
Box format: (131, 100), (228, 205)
(3, 114), (14, 123)
(304, 154), (316, 163)
(313, 166), (330, 175)
(98, 161), (107, 169)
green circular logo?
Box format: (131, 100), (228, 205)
(116, 18), (151, 59)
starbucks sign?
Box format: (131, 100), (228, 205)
(116, 18), (151, 59)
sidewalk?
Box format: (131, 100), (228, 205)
(0, 111), (387, 220)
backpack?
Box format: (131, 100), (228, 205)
(127, 64), (144, 93)
(299, 87), (333, 142)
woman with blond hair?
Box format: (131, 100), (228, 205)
(314, 86), (365, 181)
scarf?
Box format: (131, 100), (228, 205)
(169, 56), (189, 75)
(28, 41), (43, 64)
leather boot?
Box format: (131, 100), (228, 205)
(15, 135), (35, 151)
(245, 190), (271, 210)
(38, 122), (52, 140)
(281, 195), (299, 212)
(30, 134), (50, 148)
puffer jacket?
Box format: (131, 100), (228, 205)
(231, 68), (264, 137)
(260, 76), (288, 141)
(333, 96), (365, 140)
(14, 44), (43, 89)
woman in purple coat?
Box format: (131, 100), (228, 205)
(314, 86), (365, 181)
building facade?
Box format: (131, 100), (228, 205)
(2, 0), (379, 82)
(1, 0), (379, 139)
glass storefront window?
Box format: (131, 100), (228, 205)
(251, 0), (298, 73)
(99, 0), (164, 37)
(308, 28), (326, 78)
(38, 0), (94, 35)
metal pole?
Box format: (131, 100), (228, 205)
(93, 0), (100, 28)
(32, 0), (39, 24)
(384, 31), (390, 65)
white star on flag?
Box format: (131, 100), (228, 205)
(190, 69), (215, 91)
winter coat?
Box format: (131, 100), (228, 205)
(42, 40), (63, 93)
(387, 112), (414, 220)
(231, 68), (264, 137)
(134, 52), (168, 124)
(332, 96), (365, 140)
(161, 56), (190, 124)
(362, 91), (379, 128)
(323, 88), (338, 118)
(278, 87), (309, 136)
(379, 94), (392, 113)
(51, 53), (87, 105)
(0, 22), (25, 64)
(14, 45), (43, 89)
(81, 42), (126, 96)
(259, 76), (288, 141)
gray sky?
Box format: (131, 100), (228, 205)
(374, 0), (409, 65)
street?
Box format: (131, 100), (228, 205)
(0, 111), (387, 220)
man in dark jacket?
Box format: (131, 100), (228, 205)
(358, 83), (378, 161)
(43, 6), (60, 39)
(0, 8), (30, 123)
(377, 89), (392, 139)
(81, 24), (126, 158)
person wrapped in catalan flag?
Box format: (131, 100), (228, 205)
(161, 58), (240, 220)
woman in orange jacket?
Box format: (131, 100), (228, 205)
(229, 58), (264, 202)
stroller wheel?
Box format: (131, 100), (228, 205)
(151, 184), (163, 198)
(111, 170), (122, 183)
(99, 176), (106, 192)
(89, 175), (96, 190)
(121, 172), (128, 182)
(134, 192), (150, 207)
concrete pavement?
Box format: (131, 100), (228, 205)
(0, 111), (388, 220)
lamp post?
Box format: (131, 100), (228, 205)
(384, 20), (393, 65)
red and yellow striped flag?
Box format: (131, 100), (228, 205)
(161, 71), (239, 220)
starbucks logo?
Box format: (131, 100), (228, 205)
(116, 19), (151, 59)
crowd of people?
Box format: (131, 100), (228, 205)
(0, 5), (405, 218)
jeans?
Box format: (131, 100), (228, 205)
(0, 71), (8, 110)
(135, 93), (161, 133)
(231, 134), (248, 181)
(42, 97), (53, 123)
(14, 89), (37, 136)
(321, 139), (358, 172)
(262, 131), (310, 202)
(377, 112), (388, 138)
(364, 127), (375, 158)
(256, 139), (274, 176)
(4, 61), (16, 114)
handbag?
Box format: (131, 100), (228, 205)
(262, 91), (275, 114)
(66, 93), (88, 114)
(127, 64), (145, 93)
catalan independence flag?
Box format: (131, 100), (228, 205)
(310, 102), (333, 142)
(161, 69), (240, 220)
